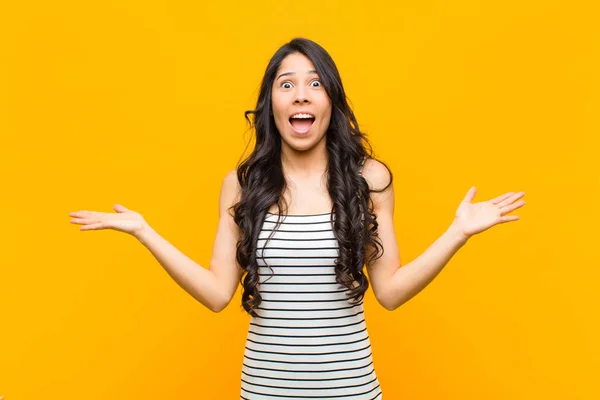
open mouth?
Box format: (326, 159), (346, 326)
(289, 115), (316, 134)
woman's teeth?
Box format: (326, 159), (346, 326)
(290, 113), (314, 119)
(289, 115), (315, 133)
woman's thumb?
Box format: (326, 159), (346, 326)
(113, 204), (128, 213)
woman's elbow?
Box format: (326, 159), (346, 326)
(379, 300), (398, 311)
(375, 291), (402, 311)
(207, 296), (233, 313)
(208, 302), (226, 313)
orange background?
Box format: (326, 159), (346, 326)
(1, 0), (598, 399)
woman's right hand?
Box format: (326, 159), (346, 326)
(69, 204), (150, 239)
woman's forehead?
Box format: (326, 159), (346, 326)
(277, 53), (317, 75)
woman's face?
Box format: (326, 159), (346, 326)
(271, 52), (332, 151)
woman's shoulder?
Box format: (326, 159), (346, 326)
(362, 157), (393, 192)
(219, 169), (241, 216)
(222, 168), (240, 191)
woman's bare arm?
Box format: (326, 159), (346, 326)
(136, 169), (243, 312)
(362, 160), (525, 310)
(70, 169), (243, 312)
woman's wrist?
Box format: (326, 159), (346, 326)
(446, 221), (471, 247)
(134, 222), (157, 245)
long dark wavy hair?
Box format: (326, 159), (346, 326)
(231, 38), (393, 317)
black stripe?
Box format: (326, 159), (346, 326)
(248, 327), (367, 339)
(258, 303), (362, 312)
(266, 212), (332, 217)
(243, 352), (372, 365)
(261, 298), (351, 303)
(258, 311), (364, 321)
(246, 336), (368, 348)
(245, 344), (371, 357)
(258, 265), (340, 268)
(241, 384), (380, 398)
(258, 256), (338, 259)
(258, 246), (339, 250)
(242, 368), (375, 382)
(260, 273), (337, 277)
(256, 311), (364, 321)
(259, 281), (339, 285)
(261, 228), (333, 233)
(257, 237), (337, 242)
(259, 289), (348, 294)
(264, 220), (334, 225)
(250, 318), (365, 330)
(242, 360), (373, 374)
(242, 376), (378, 391)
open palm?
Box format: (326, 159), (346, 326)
(453, 187), (526, 239)
(69, 204), (148, 237)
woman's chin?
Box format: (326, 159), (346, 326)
(282, 130), (327, 152)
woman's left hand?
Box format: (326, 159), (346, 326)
(452, 187), (526, 240)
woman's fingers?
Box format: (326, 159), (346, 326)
(80, 222), (105, 231)
(490, 192), (514, 204)
(69, 207), (147, 236)
(500, 199), (526, 215)
(69, 210), (105, 218)
(70, 218), (105, 230)
(490, 191), (525, 207)
(69, 213), (108, 225)
(68, 210), (89, 218)
(69, 218), (94, 224)
(497, 192), (525, 208)
(69, 210), (120, 222)
(113, 204), (129, 212)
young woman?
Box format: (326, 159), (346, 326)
(69, 38), (526, 399)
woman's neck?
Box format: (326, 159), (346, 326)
(280, 145), (328, 180)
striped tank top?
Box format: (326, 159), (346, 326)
(240, 209), (383, 399)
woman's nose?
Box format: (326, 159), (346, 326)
(294, 87), (310, 103)
(294, 97), (309, 103)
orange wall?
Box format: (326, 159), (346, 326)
(1, 0), (598, 399)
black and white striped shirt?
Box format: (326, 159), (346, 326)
(240, 211), (383, 399)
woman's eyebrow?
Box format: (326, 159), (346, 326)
(276, 70), (318, 81)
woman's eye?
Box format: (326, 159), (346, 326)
(281, 80), (320, 88)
